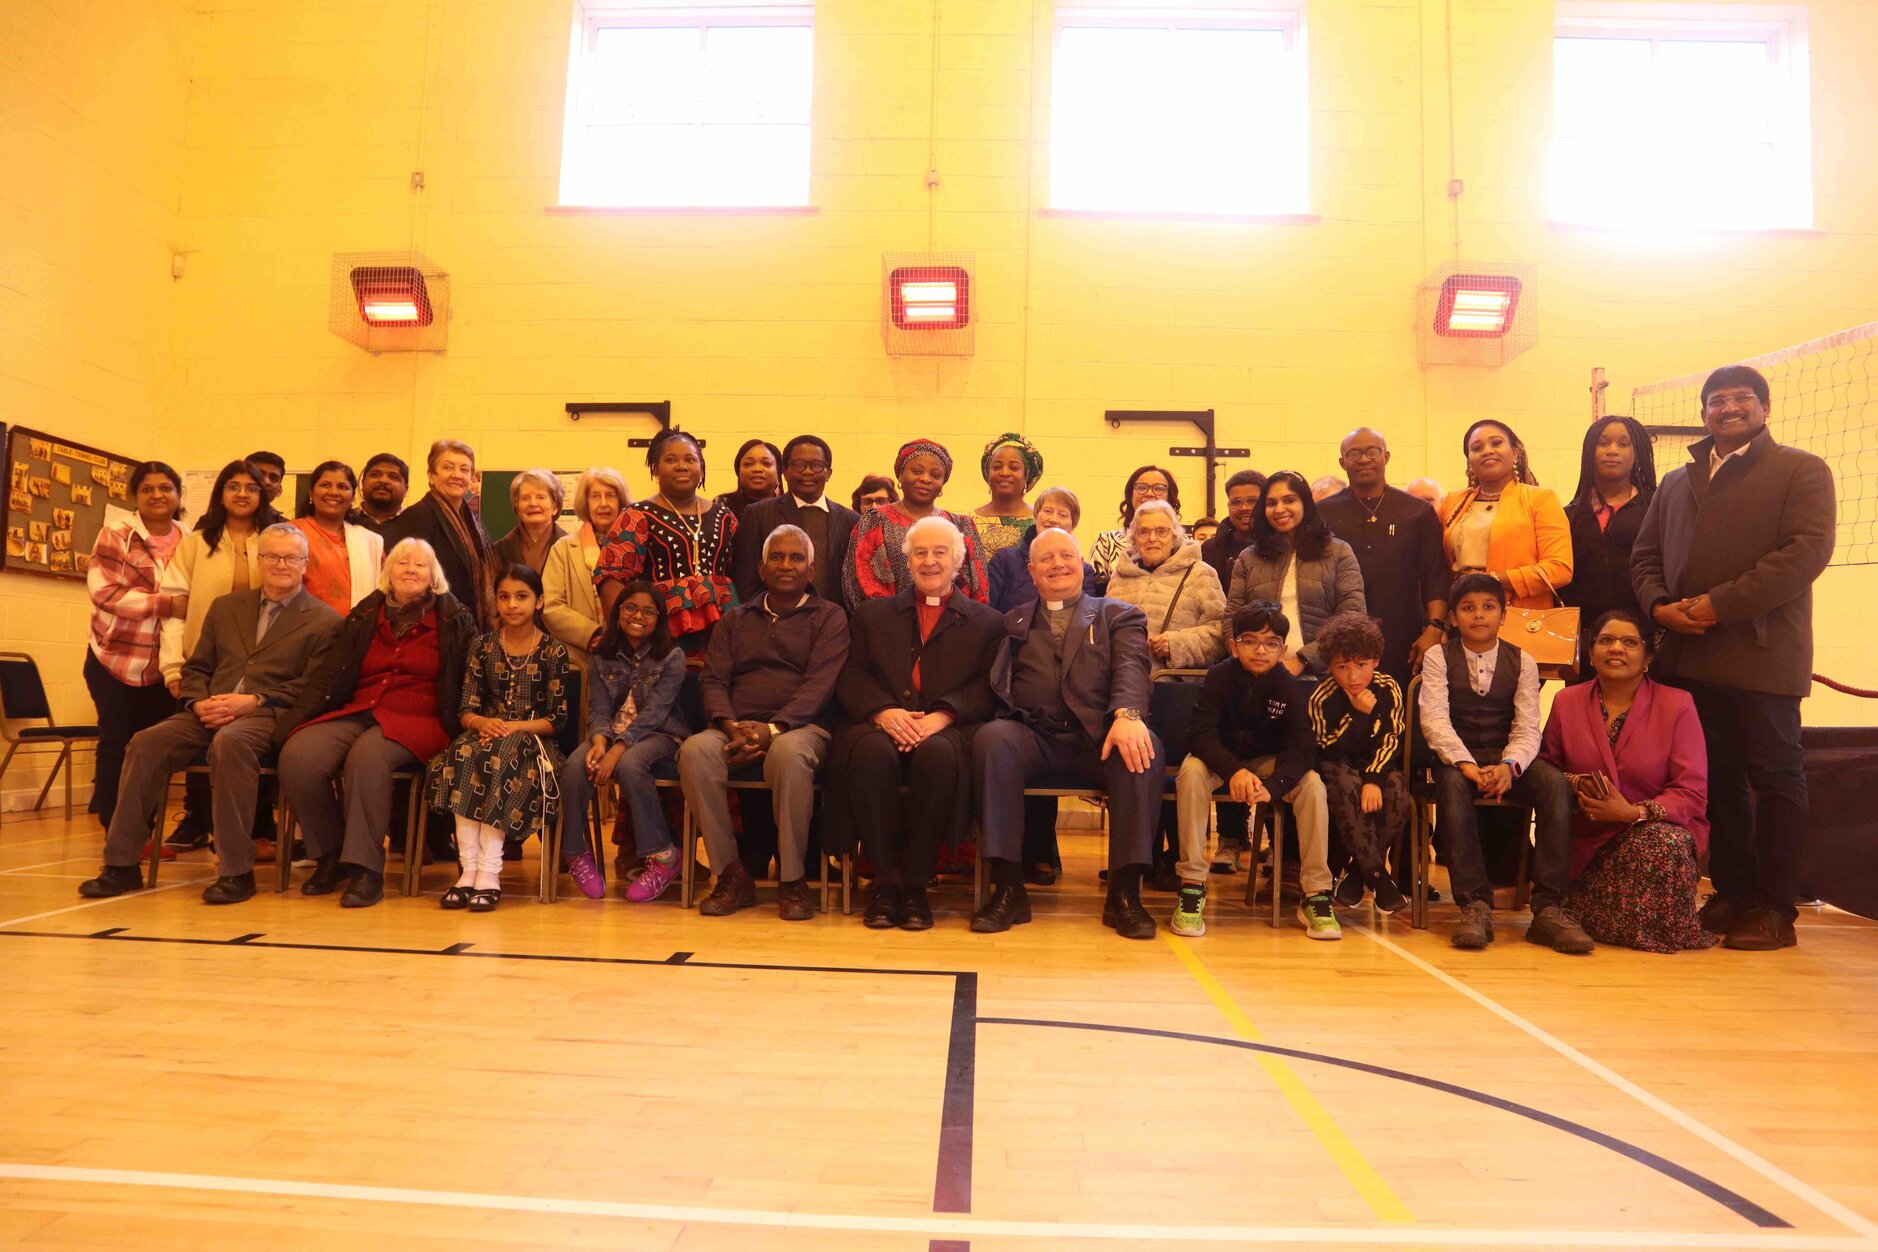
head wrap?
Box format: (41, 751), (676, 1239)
(894, 439), (953, 481)
(980, 432), (1044, 489)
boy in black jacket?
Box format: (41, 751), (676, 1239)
(1175, 602), (1337, 940)
(1307, 611), (1410, 914)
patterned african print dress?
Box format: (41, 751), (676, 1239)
(593, 499), (738, 650)
(843, 502), (989, 605)
(428, 632), (573, 838)
(972, 513), (1033, 557)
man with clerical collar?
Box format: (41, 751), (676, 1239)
(972, 527), (1164, 939)
(732, 434), (861, 606)
(80, 523), (340, 905)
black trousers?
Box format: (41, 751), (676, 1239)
(837, 725), (968, 887)
(83, 651), (177, 828)
(974, 719), (1163, 871)
(1680, 678), (1809, 920)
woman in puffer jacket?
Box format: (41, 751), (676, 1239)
(1104, 499), (1227, 678)
(1224, 470), (1366, 675)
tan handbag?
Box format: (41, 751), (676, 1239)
(1498, 570), (1579, 670)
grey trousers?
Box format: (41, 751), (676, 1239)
(278, 714), (420, 873)
(678, 725), (829, 882)
(104, 708), (277, 875)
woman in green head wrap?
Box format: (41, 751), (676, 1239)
(972, 432), (1044, 556)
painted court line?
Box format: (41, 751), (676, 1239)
(0, 855), (94, 873)
(1163, 932), (1414, 1224)
(1353, 923), (1878, 1240)
(0, 878), (208, 929)
(2, 1163), (1875, 1249)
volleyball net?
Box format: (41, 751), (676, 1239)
(1629, 319), (1878, 567)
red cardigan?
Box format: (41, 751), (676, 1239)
(1540, 677), (1709, 878)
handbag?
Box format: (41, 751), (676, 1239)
(1498, 570), (1579, 670)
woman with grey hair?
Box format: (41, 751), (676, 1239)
(1105, 499), (1227, 678)
(492, 467), (567, 574)
(542, 465), (632, 669)
(830, 515), (1007, 930)
(275, 537), (478, 907)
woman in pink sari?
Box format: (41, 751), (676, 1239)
(1540, 606), (1716, 952)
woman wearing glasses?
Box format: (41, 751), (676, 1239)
(1539, 607), (1715, 952)
(1087, 465), (1179, 589)
(1223, 470), (1366, 675)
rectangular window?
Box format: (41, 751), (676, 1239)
(558, 3), (813, 208)
(1049, 4), (1308, 216)
(1551, 3), (1811, 231)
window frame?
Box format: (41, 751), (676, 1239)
(556, 0), (816, 210)
(1046, 2), (1311, 220)
(1550, 1), (1813, 232)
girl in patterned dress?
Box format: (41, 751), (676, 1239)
(429, 564), (573, 912)
(594, 429), (738, 654)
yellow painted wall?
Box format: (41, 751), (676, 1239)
(6, 0), (1875, 747)
(1, 1), (186, 806)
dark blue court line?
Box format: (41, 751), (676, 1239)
(979, 1016), (1788, 1229)
(934, 973), (976, 1214)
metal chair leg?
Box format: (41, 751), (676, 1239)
(145, 775), (172, 888)
(64, 742), (75, 818)
(841, 852), (852, 916)
(1270, 807), (1287, 929)
(1411, 800), (1430, 930)
(819, 850), (830, 914)
(1244, 802), (1263, 909)
(32, 746), (67, 812)
(680, 802), (696, 909)
(276, 804), (295, 894)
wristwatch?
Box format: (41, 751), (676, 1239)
(767, 722), (786, 737)
(1425, 618), (1448, 634)
(1113, 707), (1143, 721)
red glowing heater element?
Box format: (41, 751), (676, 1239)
(1435, 274), (1522, 338)
(351, 266), (434, 327)
(889, 266), (970, 330)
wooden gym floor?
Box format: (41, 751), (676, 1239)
(1, 805), (1875, 1252)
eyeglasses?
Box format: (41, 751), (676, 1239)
(1593, 635), (1642, 650)
(785, 459), (829, 474)
(1342, 447), (1386, 462)
(617, 605), (660, 620)
(1233, 635), (1285, 653)
(1133, 482), (1171, 498)
(257, 553), (306, 567)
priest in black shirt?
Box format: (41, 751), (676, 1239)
(1316, 428), (1451, 682)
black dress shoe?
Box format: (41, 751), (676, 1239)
(301, 854), (348, 896)
(1148, 862), (1181, 893)
(165, 817), (211, 851)
(899, 886), (934, 931)
(970, 883), (1032, 933)
(1024, 861), (1057, 887)
(202, 872), (256, 905)
(340, 869), (385, 909)
(1102, 870), (1157, 940)
(863, 884), (903, 929)
(78, 864), (144, 898)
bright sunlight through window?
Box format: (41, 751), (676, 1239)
(559, 5), (813, 208)
(1049, 7), (1308, 216)
(1550, 4), (1811, 231)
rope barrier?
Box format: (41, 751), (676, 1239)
(1814, 673), (1878, 699)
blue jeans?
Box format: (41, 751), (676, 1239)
(558, 734), (681, 860)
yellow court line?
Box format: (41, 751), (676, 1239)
(1164, 933), (1415, 1225)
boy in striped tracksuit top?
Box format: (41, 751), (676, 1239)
(1306, 612), (1410, 914)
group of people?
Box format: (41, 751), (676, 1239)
(74, 363), (1835, 952)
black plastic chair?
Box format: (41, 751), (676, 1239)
(0, 651), (99, 824)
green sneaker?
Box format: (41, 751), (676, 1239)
(1172, 884), (1207, 936)
(1297, 892), (1343, 941)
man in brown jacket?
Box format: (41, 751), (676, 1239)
(1632, 364), (1835, 951)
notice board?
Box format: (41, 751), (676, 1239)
(3, 425), (140, 581)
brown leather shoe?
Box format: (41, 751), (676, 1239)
(1698, 893), (1743, 935)
(777, 877), (815, 921)
(1723, 905), (1797, 951)
(251, 838), (277, 865)
(1527, 905), (1595, 954)
(699, 861), (755, 916)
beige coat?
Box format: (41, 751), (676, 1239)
(158, 528), (263, 686)
(541, 531), (604, 669)
(1104, 540), (1228, 675)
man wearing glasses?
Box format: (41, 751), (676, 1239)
(1633, 364), (1835, 952)
(80, 524), (340, 905)
(1317, 428), (1452, 683)
(732, 435), (861, 608)
(1175, 601), (1337, 938)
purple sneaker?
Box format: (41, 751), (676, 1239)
(566, 852), (606, 900)
(626, 849), (680, 903)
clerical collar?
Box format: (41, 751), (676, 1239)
(1044, 594), (1081, 611)
(922, 594), (946, 607)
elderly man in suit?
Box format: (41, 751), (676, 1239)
(731, 435), (861, 606)
(972, 527), (1164, 939)
(80, 523), (340, 904)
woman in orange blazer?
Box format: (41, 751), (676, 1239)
(1438, 419), (1573, 610)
